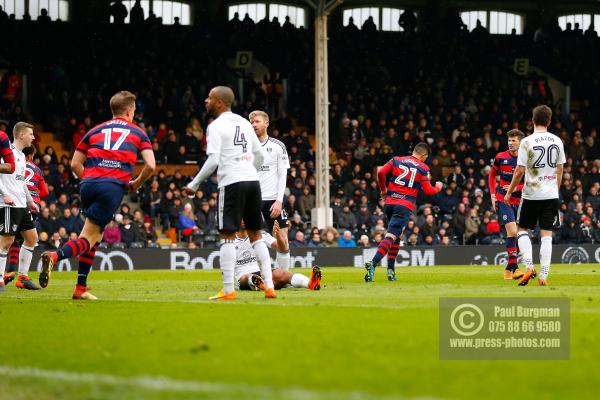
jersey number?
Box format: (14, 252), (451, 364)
(24, 166), (35, 184)
(394, 166), (417, 188)
(532, 145), (559, 168)
(233, 126), (248, 153)
(101, 128), (131, 150)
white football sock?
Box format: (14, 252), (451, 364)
(276, 251), (290, 272)
(517, 232), (534, 270)
(0, 249), (7, 279)
(540, 236), (552, 279)
(219, 241), (236, 294)
(252, 239), (274, 290)
(18, 244), (35, 276)
(290, 273), (309, 288)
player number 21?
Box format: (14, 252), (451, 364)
(101, 128), (131, 150)
(394, 166), (417, 187)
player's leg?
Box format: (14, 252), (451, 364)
(72, 243), (99, 300)
(246, 182), (276, 298)
(387, 239), (400, 281)
(6, 239), (21, 273)
(274, 210), (290, 271)
(15, 226), (41, 290)
(237, 273), (253, 291)
(499, 202), (523, 279)
(0, 223), (15, 292)
(366, 205), (408, 282)
(209, 185), (239, 300)
(515, 200), (537, 286)
(40, 182), (120, 288)
(538, 199), (560, 286)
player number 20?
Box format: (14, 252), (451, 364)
(394, 166), (417, 187)
(532, 144), (560, 168)
(101, 128), (131, 150)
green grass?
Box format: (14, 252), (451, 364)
(1, 265), (599, 400)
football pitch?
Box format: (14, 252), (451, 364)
(1, 265), (598, 400)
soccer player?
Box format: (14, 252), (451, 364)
(3, 146), (48, 286)
(365, 142), (442, 282)
(489, 129), (525, 281)
(183, 86), (276, 300)
(249, 110), (291, 271)
(235, 221), (321, 291)
(0, 122), (41, 291)
(504, 105), (565, 286)
(40, 91), (156, 299)
(0, 129), (16, 174)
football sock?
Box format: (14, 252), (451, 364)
(372, 236), (394, 266)
(252, 239), (274, 290)
(291, 273), (309, 288)
(6, 241), (21, 273)
(77, 244), (98, 287)
(0, 249), (7, 280)
(276, 250), (290, 272)
(17, 244), (35, 276)
(540, 236), (552, 279)
(506, 236), (518, 272)
(517, 232), (534, 270)
(219, 241), (236, 294)
(387, 241), (400, 271)
(57, 238), (90, 261)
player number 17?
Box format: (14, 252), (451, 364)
(394, 166), (417, 188)
(101, 128), (131, 150)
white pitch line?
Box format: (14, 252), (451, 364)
(0, 365), (442, 400)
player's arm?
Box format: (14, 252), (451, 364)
(185, 154), (218, 193)
(0, 178), (15, 205)
(556, 141), (566, 191)
(71, 150), (87, 178)
(488, 160), (498, 210)
(377, 162), (393, 196)
(420, 174), (443, 196)
(504, 166), (525, 203)
(38, 176), (49, 200)
(0, 149), (16, 174)
(129, 149), (156, 192)
(270, 151), (289, 218)
(24, 182), (39, 213)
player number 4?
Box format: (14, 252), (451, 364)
(233, 126), (248, 153)
(101, 128), (131, 151)
(394, 166), (417, 188)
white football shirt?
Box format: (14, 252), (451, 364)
(234, 232), (277, 280)
(517, 131), (566, 200)
(258, 137), (290, 201)
(206, 111), (261, 188)
(0, 144), (29, 208)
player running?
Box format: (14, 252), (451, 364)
(0, 122), (41, 291)
(3, 146), (48, 286)
(489, 129), (525, 281)
(184, 86), (276, 300)
(504, 105), (565, 286)
(249, 110), (291, 271)
(365, 142), (442, 282)
(40, 91), (156, 299)
(235, 221), (321, 291)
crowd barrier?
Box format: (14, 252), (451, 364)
(31, 245), (600, 271)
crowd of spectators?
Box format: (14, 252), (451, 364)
(1, 10), (600, 247)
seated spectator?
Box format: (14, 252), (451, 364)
(290, 231), (307, 248)
(299, 186), (315, 220)
(358, 235), (370, 247)
(337, 205), (357, 230)
(120, 215), (138, 246)
(103, 218), (122, 244)
(307, 230), (323, 247)
(322, 227), (339, 247)
(179, 203), (199, 236)
(338, 230), (357, 247)
(49, 232), (64, 249)
(196, 200), (216, 231)
(140, 221), (158, 244)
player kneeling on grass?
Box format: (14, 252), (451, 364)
(236, 221), (321, 291)
(365, 143), (442, 282)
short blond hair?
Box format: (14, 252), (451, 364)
(13, 122), (34, 139)
(249, 110), (269, 123)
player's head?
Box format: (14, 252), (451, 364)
(22, 145), (36, 161)
(249, 110), (269, 136)
(205, 86), (235, 116)
(412, 142), (430, 162)
(13, 121), (34, 147)
(110, 91), (136, 122)
(532, 105), (552, 128)
(506, 129), (524, 153)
